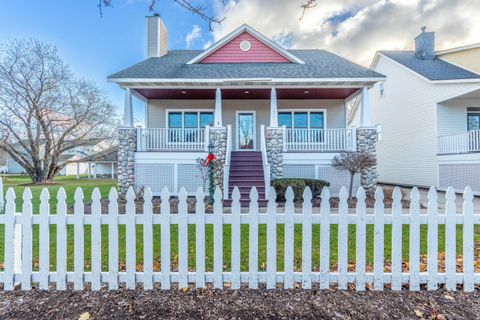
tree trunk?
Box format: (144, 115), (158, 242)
(348, 173), (354, 199)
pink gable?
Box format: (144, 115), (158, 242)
(200, 32), (291, 63)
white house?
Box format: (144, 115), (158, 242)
(349, 28), (480, 193)
(109, 15), (385, 203)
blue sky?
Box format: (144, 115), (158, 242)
(0, 0), (215, 123)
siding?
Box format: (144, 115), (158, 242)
(200, 32), (290, 63)
(439, 47), (480, 75)
(436, 100), (469, 136)
(369, 55), (480, 187)
(147, 99), (346, 150)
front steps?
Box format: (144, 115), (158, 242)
(224, 151), (269, 207)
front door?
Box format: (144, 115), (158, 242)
(237, 111), (256, 150)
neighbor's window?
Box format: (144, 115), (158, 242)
(468, 113), (480, 131)
(278, 111), (325, 129)
(167, 111), (214, 128)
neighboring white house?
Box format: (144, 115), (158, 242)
(349, 28), (480, 193)
(109, 15), (385, 202)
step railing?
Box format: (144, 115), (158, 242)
(137, 128), (207, 151)
(437, 130), (480, 154)
(223, 125), (232, 199)
(284, 128), (356, 152)
(260, 125), (271, 196)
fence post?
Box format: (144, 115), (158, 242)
(373, 187), (385, 290)
(248, 187), (259, 289)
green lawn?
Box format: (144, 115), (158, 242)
(0, 175), (477, 272)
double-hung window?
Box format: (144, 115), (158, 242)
(278, 110), (325, 143)
(167, 111), (213, 143)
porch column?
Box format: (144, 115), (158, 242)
(270, 87), (278, 127)
(111, 162), (115, 179)
(360, 87), (371, 127)
(76, 162), (80, 179)
(123, 88), (134, 127)
(214, 88), (222, 127)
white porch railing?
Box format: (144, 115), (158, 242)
(223, 125), (232, 200)
(137, 128), (207, 151)
(284, 128), (356, 152)
(437, 130), (480, 154)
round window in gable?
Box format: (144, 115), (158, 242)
(240, 40), (251, 52)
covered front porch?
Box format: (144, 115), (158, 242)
(124, 86), (372, 154)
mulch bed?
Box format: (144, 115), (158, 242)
(0, 286), (478, 319)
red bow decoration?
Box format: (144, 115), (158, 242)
(205, 154), (215, 166)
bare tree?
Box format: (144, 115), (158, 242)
(97, 0), (318, 30)
(0, 39), (117, 184)
(331, 152), (376, 198)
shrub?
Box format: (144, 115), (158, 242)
(271, 178), (330, 202)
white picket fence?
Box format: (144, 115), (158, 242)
(0, 182), (479, 292)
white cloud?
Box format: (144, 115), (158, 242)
(185, 25), (202, 49)
(211, 0), (480, 66)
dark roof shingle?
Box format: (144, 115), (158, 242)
(379, 51), (480, 81)
(108, 50), (384, 80)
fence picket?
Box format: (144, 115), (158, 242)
(21, 188), (33, 290)
(231, 187), (241, 289)
(427, 187), (438, 291)
(374, 187), (384, 291)
(91, 188), (102, 291)
(266, 187), (277, 289)
(56, 188), (67, 290)
(248, 187), (259, 289)
(320, 187), (330, 289)
(462, 187), (474, 292)
(409, 187), (420, 291)
(301, 187), (313, 289)
(445, 187), (456, 291)
(391, 187), (403, 291)
(284, 187), (294, 289)
(126, 187), (137, 289)
(39, 189), (50, 290)
(108, 188), (119, 290)
(195, 187), (206, 288)
(213, 187), (223, 289)
(338, 187), (348, 290)
(73, 188), (84, 290)
(4, 188), (16, 291)
(143, 187), (154, 290)
(355, 187), (366, 291)
(178, 187), (188, 289)
(0, 176), (4, 212)
(160, 187), (171, 289)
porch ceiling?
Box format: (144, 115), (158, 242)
(134, 88), (360, 100)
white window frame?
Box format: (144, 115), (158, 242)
(165, 109), (214, 129)
(376, 123), (383, 142)
(277, 109), (328, 129)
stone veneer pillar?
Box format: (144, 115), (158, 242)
(265, 127), (284, 179)
(356, 127), (378, 195)
(209, 127), (227, 190)
(118, 127), (137, 195)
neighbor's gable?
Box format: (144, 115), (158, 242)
(200, 32), (290, 63)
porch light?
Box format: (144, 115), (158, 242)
(208, 142), (214, 154)
(304, 90), (309, 94)
(244, 91), (249, 94)
(181, 91), (187, 94)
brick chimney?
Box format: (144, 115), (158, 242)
(146, 14), (167, 58)
(415, 26), (435, 60)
